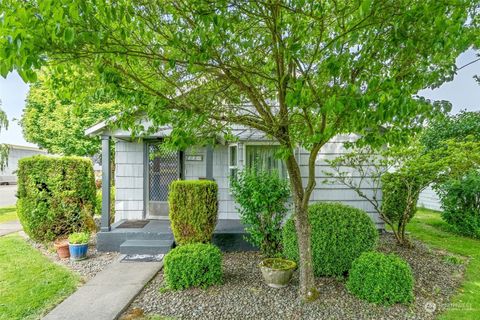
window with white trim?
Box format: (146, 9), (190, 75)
(245, 145), (288, 179)
(228, 144), (238, 181)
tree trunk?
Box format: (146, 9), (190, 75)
(285, 153), (319, 301)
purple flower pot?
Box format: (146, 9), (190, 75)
(69, 243), (88, 261)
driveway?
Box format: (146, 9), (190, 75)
(0, 185), (17, 207)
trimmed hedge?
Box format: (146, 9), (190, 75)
(164, 243), (222, 290)
(347, 252), (414, 305)
(283, 202), (378, 276)
(17, 155), (96, 241)
(438, 170), (480, 238)
(169, 180), (218, 245)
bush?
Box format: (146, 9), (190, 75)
(164, 243), (222, 290)
(438, 170), (480, 238)
(283, 202), (378, 276)
(381, 172), (422, 245)
(169, 180), (218, 245)
(16, 155), (97, 241)
(95, 187), (115, 223)
(230, 168), (290, 257)
(346, 252), (414, 305)
(68, 232), (90, 244)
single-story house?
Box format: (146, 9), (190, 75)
(0, 144), (48, 185)
(86, 117), (383, 254)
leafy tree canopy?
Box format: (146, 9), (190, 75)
(21, 68), (119, 156)
(421, 110), (480, 151)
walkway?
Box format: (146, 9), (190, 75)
(43, 257), (163, 320)
(0, 220), (22, 236)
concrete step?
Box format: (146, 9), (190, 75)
(120, 239), (174, 255)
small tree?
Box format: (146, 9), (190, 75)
(326, 140), (480, 246)
(230, 168), (290, 257)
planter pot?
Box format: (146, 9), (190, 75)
(259, 258), (296, 288)
(54, 239), (70, 259)
(69, 243), (88, 261)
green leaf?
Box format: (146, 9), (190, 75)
(64, 28), (74, 43)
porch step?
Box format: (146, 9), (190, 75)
(120, 239), (174, 255)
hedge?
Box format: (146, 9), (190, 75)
(347, 252), (414, 305)
(164, 243), (222, 290)
(168, 180), (218, 245)
(283, 202), (378, 276)
(16, 155), (96, 241)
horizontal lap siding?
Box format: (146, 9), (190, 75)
(418, 185), (442, 211)
(114, 140), (144, 221)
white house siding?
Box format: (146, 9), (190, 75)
(114, 140), (144, 221)
(0, 145), (47, 184)
(418, 185), (442, 211)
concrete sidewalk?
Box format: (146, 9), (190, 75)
(43, 257), (163, 320)
(0, 220), (22, 236)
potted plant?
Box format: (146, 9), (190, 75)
(259, 257), (296, 288)
(54, 237), (70, 259)
(68, 232), (90, 261)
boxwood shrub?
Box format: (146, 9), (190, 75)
(283, 202), (378, 276)
(164, 243), (222, 290)
(16, 155), (97, 241)
(169, 180), (218, 245)
(346, 252), (414, 305)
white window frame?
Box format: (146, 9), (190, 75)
(228, 143), (239, 183)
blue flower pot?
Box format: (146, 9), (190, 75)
(69, 243), (88, 261)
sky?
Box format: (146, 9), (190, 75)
(0, 50), (480, 147)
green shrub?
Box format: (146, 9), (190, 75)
(164, 243), (222, 290)
(95, 187), (115, 223)
(283, 202), (378, 276)
(68, 232), (90, 244)
(169, 180), (218, 245)
(438, 170), (480, 238)
(230, 168), (290, 257)
(381, 172), (422, 245)
(346, 252), (414, 305)
(16, 155), (97, 241)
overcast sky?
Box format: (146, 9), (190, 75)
(1, 49), (480, 147)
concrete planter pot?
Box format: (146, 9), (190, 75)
(69, 243), (88, 261)
(54, 239), (70, 259)
(259, 258), (296, 288)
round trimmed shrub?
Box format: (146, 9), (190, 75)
(164, 243), (222, 290)
(283, 202), (378, 276)
(16, 155), (97, 241)
(346, 252), (414, 305)
(169, 180), (218, 245)
(438, 170), (480, 238)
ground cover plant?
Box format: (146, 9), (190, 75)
(408, 208), (480, 320)
(0, 234), (78, 320)
(283, 202), (378, 276)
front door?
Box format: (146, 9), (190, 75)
(147, 143), (181, 219)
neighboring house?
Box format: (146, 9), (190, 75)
(0, 144), (47, 185)
(418, 186), (442, 211)
(86, 118), (383, 253)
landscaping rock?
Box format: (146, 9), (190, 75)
(124, 234), (465, 320)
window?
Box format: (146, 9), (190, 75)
(228, 144), (238, 181)
(245, 145), (287, 179)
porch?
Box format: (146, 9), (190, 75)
(96, 219), (255, 254)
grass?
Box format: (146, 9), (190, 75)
(0, 234), (79, 320)
(0, 206), (17, 223)
(408, 208), (480, 320)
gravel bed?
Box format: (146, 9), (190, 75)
(124, 234), (466, 320)
(24, 232), (120, 282)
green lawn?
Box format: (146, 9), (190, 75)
(408, 208), (480, 320)
(0, 234), (79, 320)
(0, 206), (17, 223)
